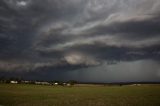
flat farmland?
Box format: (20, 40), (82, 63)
(0, 84), (160, 106)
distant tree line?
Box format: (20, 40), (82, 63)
(0, 76), (23, 83)
(0, 76), (78, 86)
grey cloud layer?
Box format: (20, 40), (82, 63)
(0, 0), (160, 81)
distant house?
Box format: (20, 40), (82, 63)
(54, 82), (58, 85)
(21, 81), (29, 84)
(10, 81), (18, 84)
(35, 81), (41, 85)
(130, 84), (141, 86)
(24, 81), (29, 83)
(63, 83), (67, 85)
(41, 82), (50, 85)
(35, 81), (50, 85)
(67, 83), (71, 86)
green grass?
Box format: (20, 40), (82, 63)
(0, 84), (160, 106)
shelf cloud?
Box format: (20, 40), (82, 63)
(0, 0), (160, 82)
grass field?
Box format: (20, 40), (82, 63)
(0, 84), (160, 106)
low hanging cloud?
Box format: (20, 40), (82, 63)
(0, 0), (160, 81)
(64, 52), (100, 66)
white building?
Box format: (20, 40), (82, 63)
(10, 81), (18, 84)
(54, 82), (58, 85)
(35, 81), (50, 85)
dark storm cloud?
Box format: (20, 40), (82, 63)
(83, 15), (160, 39)
(65, 42), (160, 62)
(0, 0), (160, 81)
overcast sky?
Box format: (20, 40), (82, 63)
(0, 0), (160, 82)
